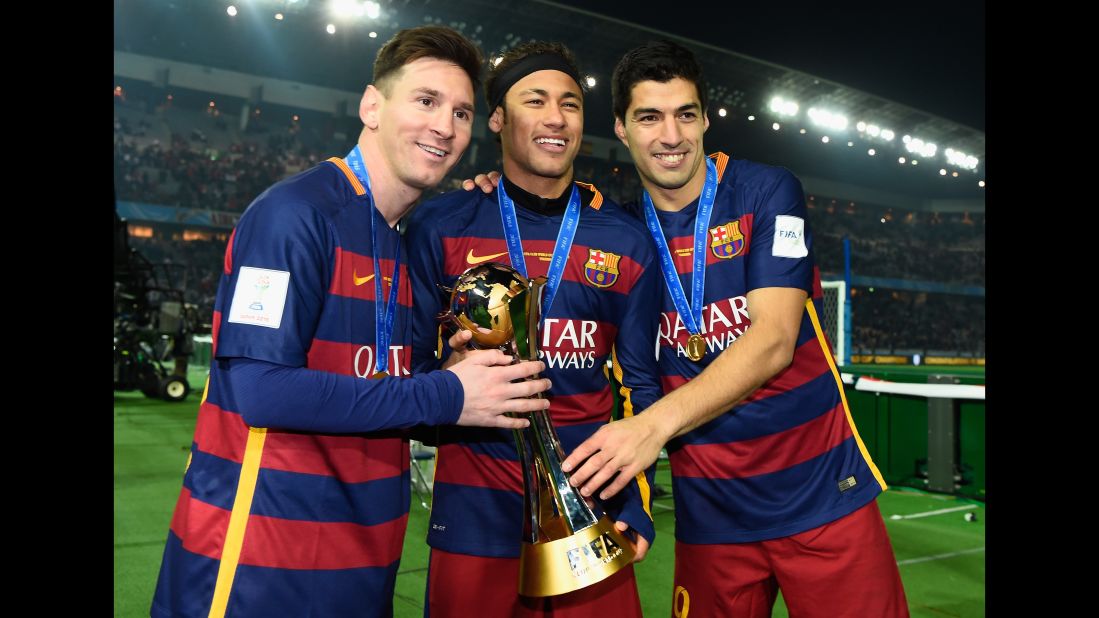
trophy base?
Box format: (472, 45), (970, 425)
(517, 515), (636, 597)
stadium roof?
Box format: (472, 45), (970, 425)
(115, 0), (985, 202)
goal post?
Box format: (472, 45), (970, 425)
(820, 280), (848, 366)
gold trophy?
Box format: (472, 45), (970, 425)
(441, 262), (635, 597)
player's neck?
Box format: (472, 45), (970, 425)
(356, 134), (421, 228)
(502, 158), (573, 199)
(642, 155), (709, 213)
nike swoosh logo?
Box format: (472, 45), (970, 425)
(466, 250), (509, 265)
(353, 270), (375, 286)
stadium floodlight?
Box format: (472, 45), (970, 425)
(799, 128), (806, 134)
(365, 1), (381, 19)
(902, 134), (911, 144)
(905, 137), (936, 158)
(978, 180), (985, 188)
(772, 122), (780, 130)
(585, 75), (597, 88)
(857, 123), (895, 141)
(945, 148), (980, 170)
(940, 169), (947, 175)
(227, 6), (238, 17)
(275, 13), (284, 20)
(331, 0), (366, 19)
(807, 107), (848, 131)
(769, 96), (799, 117)
(952, 171), (959, 177)
(748, 115), (755, 121)
(821, 136), (830, 143)
(868, 149), (876, 156)
(911, 159), (918, 165)
(718, 107), (727, 117)
(326, 23), (337, 34)
(369, 31), (377, 38)
(898, 156), (906, 164)
(847, 141), (854, 147)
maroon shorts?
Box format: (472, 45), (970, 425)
(426, 548), (643, 618)
(671, 500), (908, 618)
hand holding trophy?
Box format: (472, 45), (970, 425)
(440, 262), (636, 597)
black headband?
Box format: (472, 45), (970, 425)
(487, 53), (582, 112)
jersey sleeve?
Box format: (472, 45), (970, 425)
(745, 169), (815, 294)
(214, 195), (333, 367)
(226, 357), (463, 432)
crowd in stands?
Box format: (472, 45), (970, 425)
(114, 93), (984, 356)
(850, 289), (984, 356)
(808, 199), (984, 285)
(115, 115), (326, 213)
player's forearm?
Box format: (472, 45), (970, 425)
(228, 357), (463, 432)
(647, 324), (796, 441)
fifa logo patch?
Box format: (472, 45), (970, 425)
(709, 220), (745, 259)
(584, 249), (621, 288)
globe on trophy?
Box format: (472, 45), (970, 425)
(440, 262), (635, 597)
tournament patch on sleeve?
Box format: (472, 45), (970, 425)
(772, 215), (808, 258)
(227, 266), (291, 329)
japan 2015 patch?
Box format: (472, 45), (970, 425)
(227, 266), (291, 328)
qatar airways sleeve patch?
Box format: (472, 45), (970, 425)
(227, 266), (291, 329)
(772, 215), (808, 258)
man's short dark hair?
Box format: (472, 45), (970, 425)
(612, 40), (708, 120)
(373, 26), (483, 96)
(484, 41), (582, 113)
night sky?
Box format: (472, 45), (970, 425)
(555, 0), (985, 131)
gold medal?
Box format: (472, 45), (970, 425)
(371, 371), (389, 379)
(686, 334), (706, 362)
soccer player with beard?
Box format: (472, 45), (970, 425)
(150, 26), (552, 618)
(561, 40), (910, 617)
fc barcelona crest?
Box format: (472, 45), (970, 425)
(709, 220), (745, 259)
(584, 249), (621, 288)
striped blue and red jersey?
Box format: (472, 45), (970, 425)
(151, 159), (460, 618)
(627, 152), (888, 544)
(407, 179), (663, 558)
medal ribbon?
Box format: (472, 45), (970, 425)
(346, 145), (401, 376)
(497, 179), (582, 321)
(642, 156), (719, 345)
